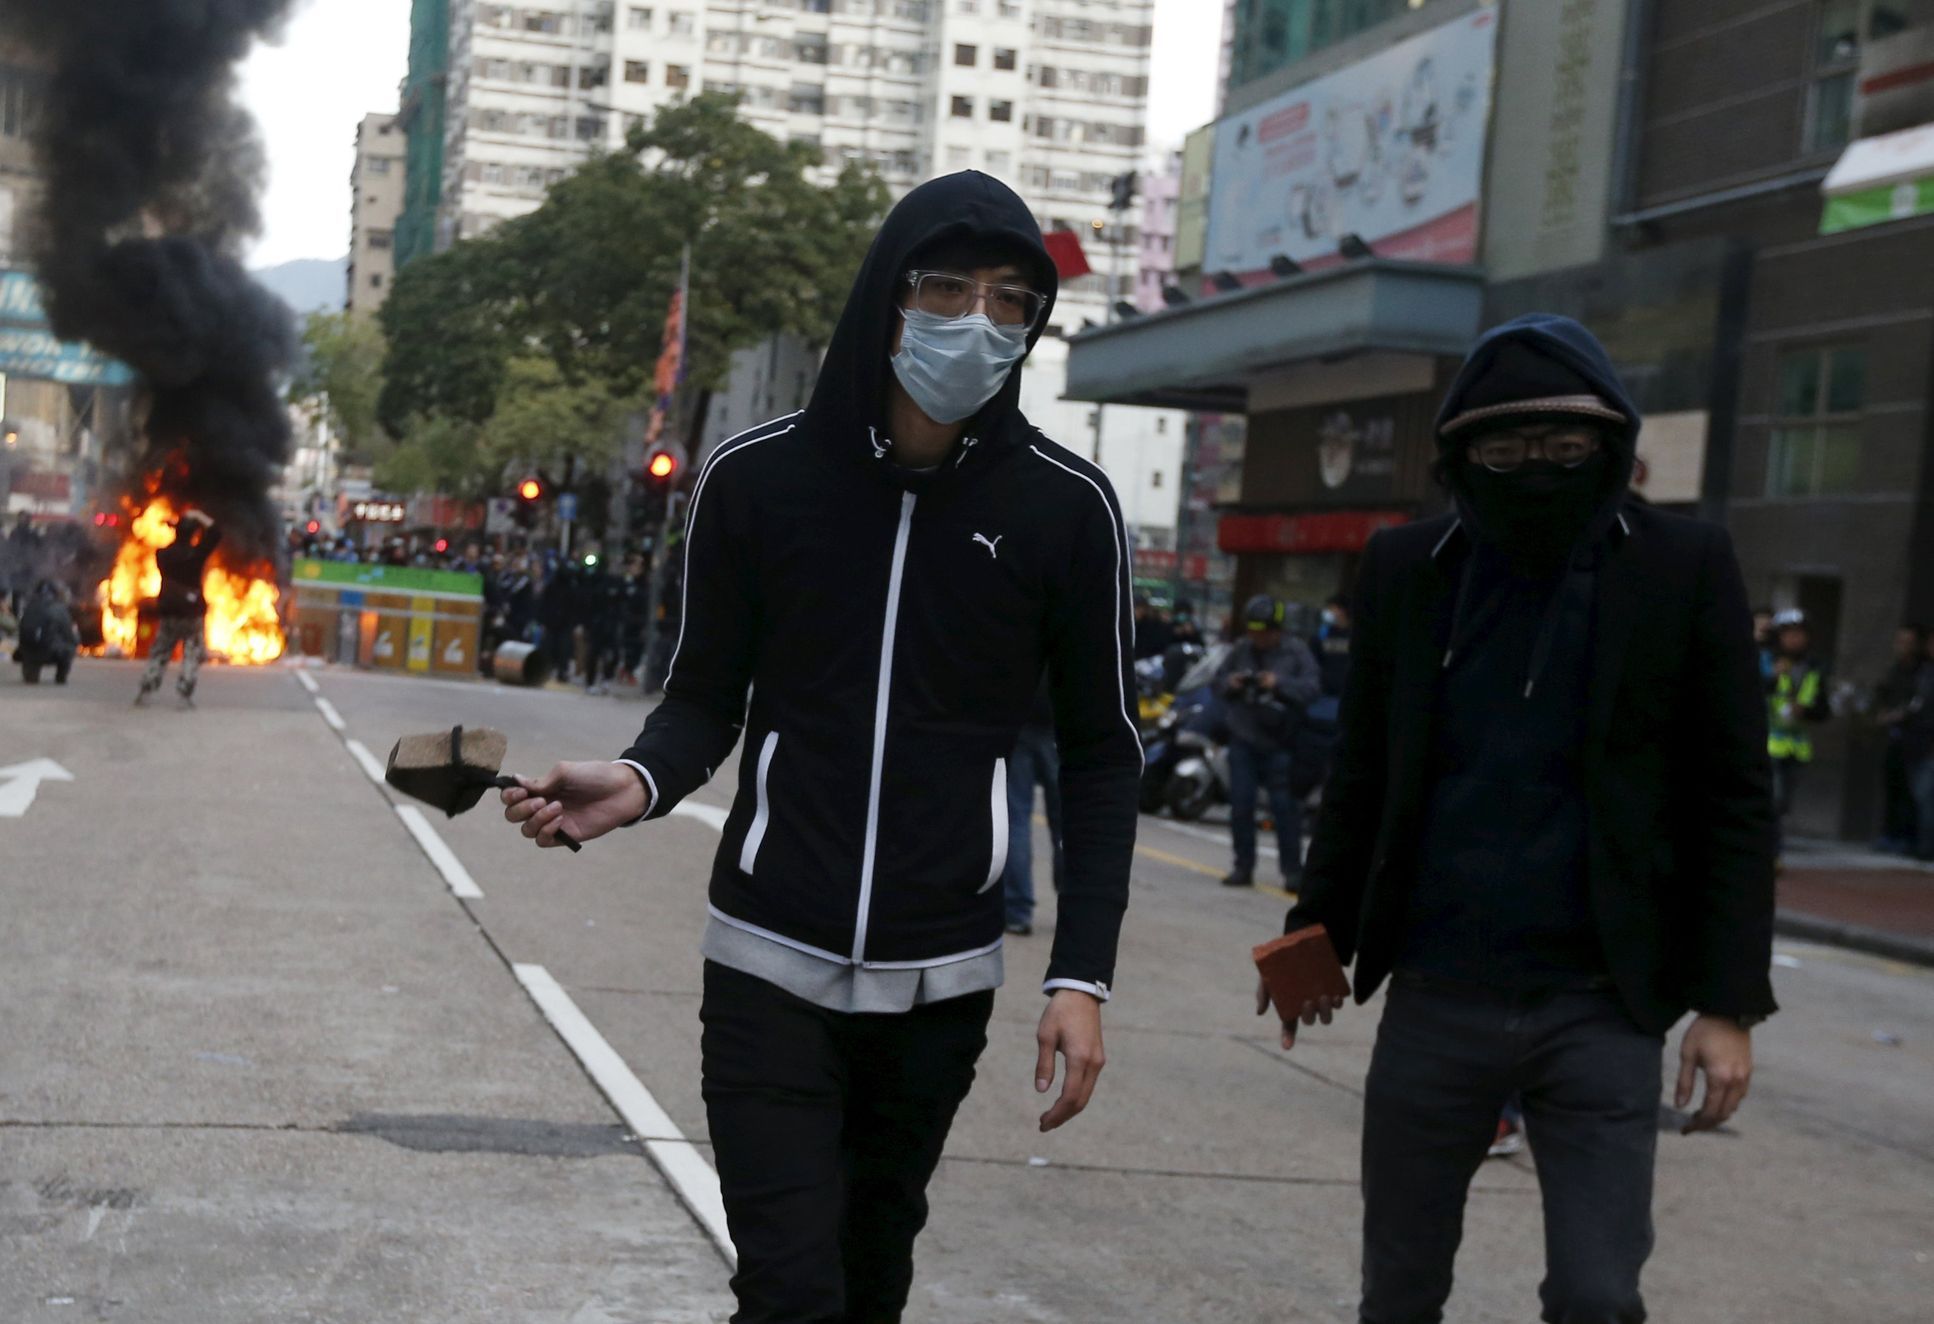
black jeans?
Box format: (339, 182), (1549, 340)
(1361, 975), (1663, 1324)
(699, 962), (993, 1324)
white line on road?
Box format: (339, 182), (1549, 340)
(344, 738), (389, 787)
(313, 696), (347, 732)
(395, 804), (485, 899)
(670, 801), (729, 832)
(293, 669), (320, 695)
(513, 963), (736, 1266)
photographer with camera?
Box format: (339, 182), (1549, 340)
(1218, 594), (1322, 890)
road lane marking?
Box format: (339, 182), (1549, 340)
(0, 758), (75, 818)
(670, 802), (729, 831)
(313, 696), (346, 732)
(293, 669), (320, 695)
(344, 739), (389, 787)
(1153, 817), (1281, 859)
(395, 805), (485, 899)
(513, 963), (736, 1266)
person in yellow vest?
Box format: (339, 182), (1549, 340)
(1767, 609), (1832, 851)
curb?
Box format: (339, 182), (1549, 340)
(1775, 910), (1934, 968)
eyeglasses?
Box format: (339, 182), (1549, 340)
(904, 270), (1045, 328)
(1467, 425), (1603, 474)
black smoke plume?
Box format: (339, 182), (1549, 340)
(15, 0), (299, 561)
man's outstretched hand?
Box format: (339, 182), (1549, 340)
(1676, 1013), (1753, 1134)
(1256, 976), (1345, 1051)
(501, 761), (648, 848)
(1035, 989), (1106, 1132)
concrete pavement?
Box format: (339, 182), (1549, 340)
(4, 657), (1933, 1321)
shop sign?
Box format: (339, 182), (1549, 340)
(1631, 410), (1707, 505)
(351, 499), (407, 523)
(1218, 510), (1410, 555)
(0, 269), (137, 387)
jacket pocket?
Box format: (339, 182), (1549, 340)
(977, 757), (1009, 893)
(738, 731), (780, 875)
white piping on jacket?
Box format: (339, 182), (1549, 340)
(851, 490), (918, 964)
(1025, 445), (1142, 752)
(662, 413), (801, 689)
(708, 906), (1006, 972)
(738, 731), (779, 874)
(977, 757), (1008, 893)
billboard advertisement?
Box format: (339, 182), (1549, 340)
(1205, 9), (1497, 275)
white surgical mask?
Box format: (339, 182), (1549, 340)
(890, 308), (1029, 425)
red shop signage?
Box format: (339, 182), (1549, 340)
(1218, 510), (1410, 555)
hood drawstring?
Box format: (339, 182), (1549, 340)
(1442, 542), (1598, 700)
(954, 434), (980, 468)
(868, 426), (891, 460)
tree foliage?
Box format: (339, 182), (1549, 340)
(375, 94), (889, 493)
(290, 310), (388, 464)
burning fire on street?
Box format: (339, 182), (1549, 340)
(97, 492), (285, 666)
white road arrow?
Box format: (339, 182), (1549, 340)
(0, 758), (76, 818)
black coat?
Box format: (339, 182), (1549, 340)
(1290, 504), (1778, 1034)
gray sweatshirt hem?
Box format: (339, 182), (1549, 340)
(700, 917), (1005, 1014)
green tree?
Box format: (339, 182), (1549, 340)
(291, 311), (389, 464)
(375, 93), (889, 493)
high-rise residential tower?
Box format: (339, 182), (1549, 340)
(347, 113), (407, 314)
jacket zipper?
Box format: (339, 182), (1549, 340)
(852, 490), (918, 964)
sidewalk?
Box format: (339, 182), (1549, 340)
(1778, 838), (1934, 966)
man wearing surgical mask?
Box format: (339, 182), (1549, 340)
(501, 173), (1142, 1321)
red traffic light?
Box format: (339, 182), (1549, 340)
(519, 478), (543, 501)
(647, 450), (677, 481)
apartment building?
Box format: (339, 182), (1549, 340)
(0, 20), (44, 265)
(347, 114), (407, 314)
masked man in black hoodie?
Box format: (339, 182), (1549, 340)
(1258, 316), (1776, 1324)
(503, 174), (1141, 1321)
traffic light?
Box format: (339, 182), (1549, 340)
(518, 476), (544, 502)
(645, 447), (679, 490)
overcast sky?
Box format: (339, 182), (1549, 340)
(239, 0), (1222, 268)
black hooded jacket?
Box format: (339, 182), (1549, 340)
(1289, 315), (1778, 1033)
(618, 173), (1142, 996)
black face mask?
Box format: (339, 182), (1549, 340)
(1460, 453), (1609, 568)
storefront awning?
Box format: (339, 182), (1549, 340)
(1063, 260), (1485, 411)
(1821, 121), (1934, 234)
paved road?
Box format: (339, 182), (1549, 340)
(4, 660), (1931, 1322)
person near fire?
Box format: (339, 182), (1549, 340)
(499, 172), (1140, 1322)
(136, 508), (221, 706)
(1258, 314), (1776, 1324)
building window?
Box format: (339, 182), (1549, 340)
(1156, 417), (1167, 434)
(989, 99), (1013, 122)
(955, 43), (978, 66)
(985, 149), (1011, 172)
(626, 5), (653, 29)
(371, 273), (384, 289)
(668, 10), (695, 35)
(368, 230), (394, 250)
(948, 145), (971, 168)
(1768, 345), (1866, 496)
(951, 95), (974, 118)
(666, 64), (691, 91)
(366, 157), (393, 174)
(625, 60), (650, 83)
(993, 47), (1017, 71)
(1807, 1), (1913, 152)
(1151, 470), (1164, 488)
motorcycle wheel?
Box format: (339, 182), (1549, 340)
(1166, 772), (1214, 822)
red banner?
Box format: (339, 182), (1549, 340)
(1218, 510), (1410, 555)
